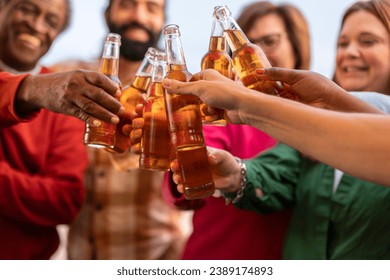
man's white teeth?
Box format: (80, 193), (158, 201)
(344, 66), (367, 73)
(18, 34), (41, 47)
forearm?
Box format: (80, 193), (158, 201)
(239, 94), (390, 186)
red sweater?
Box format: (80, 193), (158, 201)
(0, 70), (87, 259)
(163, 124), (291, 260)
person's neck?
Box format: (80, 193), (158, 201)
(0, 59), (42, 75)
(118, 58), (142, 86)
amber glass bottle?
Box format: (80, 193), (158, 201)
(200, 9), (234, 126)
(84, 33), (121, 151)
(109, 48), (155, 171)
(163, 24), (215, 200)
(214, 5), (285, 95)
(139, 49), (171, 171)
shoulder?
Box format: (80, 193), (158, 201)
(350, 91), (390, 114)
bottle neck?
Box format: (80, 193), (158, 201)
(209, 18), (228, 52)
(223, 29), (249, 53)
(216, 13), (250, 53)
(131, 75), (151, 92)
(208, 36), (227, 52)
(135, 54), (153, 77)
(151, 60), (166, 83)
(100, 41), (120, 78)
(164, 34), (188, 69)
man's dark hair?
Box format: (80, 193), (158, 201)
(106, 0), (167, 18)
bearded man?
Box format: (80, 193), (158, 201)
(51, 0), (187, 260)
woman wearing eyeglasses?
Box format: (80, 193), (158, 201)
(161, 1), (311, 260)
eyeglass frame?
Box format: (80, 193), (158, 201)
(249, 32), (287, 52)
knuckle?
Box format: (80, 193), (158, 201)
(79, 100), (96, 113)
(72, 108), (87, 121)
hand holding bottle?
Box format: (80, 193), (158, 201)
(170, 146), (243, 195)
(16, 70), (122, 126)
(162, 69), (250, 124)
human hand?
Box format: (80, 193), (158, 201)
(256, 67), (347, 109)
(16, 70), (123, 125)
(162, 69), (253, 124)
(129, 104), (144, 154)
(171, 146), (242, 194)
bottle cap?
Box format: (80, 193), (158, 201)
(106, 33), (121, 45)
(213, 5), (231, 20)
(163, 24), (180, 36)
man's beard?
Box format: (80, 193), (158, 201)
(107, 19), (160, 61)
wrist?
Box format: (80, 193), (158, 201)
(221, 157), (247, 205)
(15, 75), (40, 115)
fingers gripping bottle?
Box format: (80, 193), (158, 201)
(139, 49), (172, 171)
(214, 5), (286, 96)
(200, 7), (234, 126)
(163, 24), (215, 200)
(84, 33), (122, 151)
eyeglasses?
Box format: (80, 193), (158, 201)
(250, 33), (283, 52)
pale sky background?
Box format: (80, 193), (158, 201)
(42, 0), (357, 78)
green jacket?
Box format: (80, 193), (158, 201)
(236, 143), (390, 259)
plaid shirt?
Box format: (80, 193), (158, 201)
(67, 148), (186, 260)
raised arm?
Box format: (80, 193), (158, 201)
(1, 70), (123, 127)
(162, 68), (390, 186)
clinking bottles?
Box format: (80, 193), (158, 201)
(163, 24), (215, 200)
(139, 49), (171, 171)
(214, 5), (285, 96)
(200, 7), (234, 126)
(84, 33), (122, 151)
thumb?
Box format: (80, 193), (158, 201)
(256, 67), (302, 85)
(162, 78), (193, 95)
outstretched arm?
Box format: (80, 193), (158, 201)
(1, 71), (123, 127)
(162, 68), (390, 186)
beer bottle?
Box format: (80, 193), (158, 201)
(214, 5), (285, 96)
(109, 47), (155, 171)
(200, 7), (234, 126)
(139, 49), (171, 171)
(163, 24), (215, 200)
(84, 33), (121, 151)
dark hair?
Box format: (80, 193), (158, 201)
(106, 0), (167, 18)
(0, 0), (72, 33)
(237, 1), (311, 70)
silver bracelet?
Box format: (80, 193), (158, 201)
(224, 157), (247, 205)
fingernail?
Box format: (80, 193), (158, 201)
(93, 119), (101, 127)
(117, 106), (125, 116)
(115, 89), (122, 98)
(162, 79), (172, 88)
(256, 68), (266, 75)
(111, 116), (120, 124)
(209, 154), (218, 165)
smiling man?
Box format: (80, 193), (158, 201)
(0, 0), (89, 260)
(0, 0), (70, 71)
